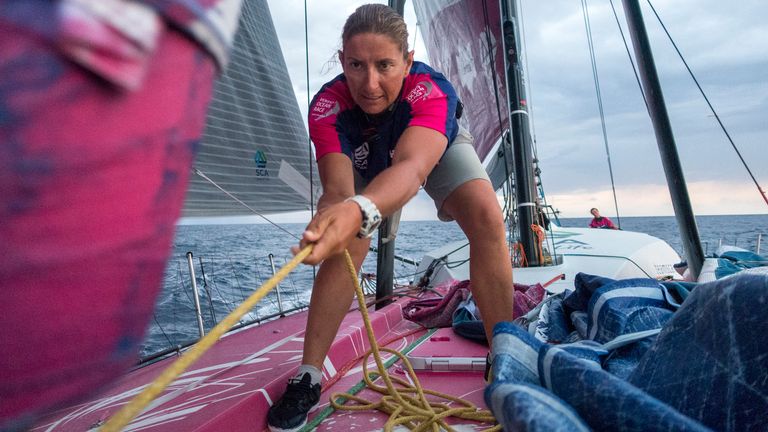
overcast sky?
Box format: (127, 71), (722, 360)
(263, 0), (767, 220)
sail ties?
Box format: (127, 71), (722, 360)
(328, 251), (501, 432)
(98, 246), (314, 432)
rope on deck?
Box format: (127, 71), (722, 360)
(329, 250), (500, 432)
(99, 246), (314, 432)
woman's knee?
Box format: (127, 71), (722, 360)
(466, 205), (505, 241)
(446, 186), (505, 241)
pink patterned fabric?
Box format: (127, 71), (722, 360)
(403, 280), (471, 329)
(0, 21), (216, 429)
(1, 0), (242, 89)
(403, 280), (547, 330)
(513, 282), (546, 318)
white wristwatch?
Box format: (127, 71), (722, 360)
(345, 195), (382, 238)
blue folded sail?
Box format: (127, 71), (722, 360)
(486, 271), (768, 432)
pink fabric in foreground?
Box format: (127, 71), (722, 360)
(403, 279), (546, 329)
(0, 23), (215, 428)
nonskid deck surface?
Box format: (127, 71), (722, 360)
(34, 297), (468, 432)
(33, 306), (311, 431)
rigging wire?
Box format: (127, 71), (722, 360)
(516, 0), (558, 257)
(643, 0), (768, 208)
(481, 0), (517, 250)
(515, 0), (546, 205)
(608, 0), (648, 111)
(198, 256), (218, 323)
(481, 0), (507, 137)
(207, 262), (239, 314)
(304, 0), (316, 218)
(610, 0), (766, 208)
(580, 0), (622, 229)
(192, 168), (300, 240)
(152, 314), (176, 348)
(516, 0), (537, 152)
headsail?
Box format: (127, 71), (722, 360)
(413, 0), (511, 189)
(183, 0), (318, 217)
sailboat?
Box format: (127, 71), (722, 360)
(30, 0), (766, 431)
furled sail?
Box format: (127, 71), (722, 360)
(413, 0), (512, 189)
(183, 0), (318, 217)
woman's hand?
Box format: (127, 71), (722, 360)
(291, 200), (363, 265)
(293, 126), (445, 265)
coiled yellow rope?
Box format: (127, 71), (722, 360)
(100, 246), (313, 432)
(334, 250), (500, 432)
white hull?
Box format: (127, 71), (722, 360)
(417, 225), (682, 293)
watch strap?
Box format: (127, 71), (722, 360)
(345, 195), (382, 238)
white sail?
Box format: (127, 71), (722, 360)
(183, 0), (318, 217)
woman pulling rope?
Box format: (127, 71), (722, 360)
(267, 4), (515, 432)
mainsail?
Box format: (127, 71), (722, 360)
(183, 0), (318, 217)
(413, 0), (512, 189)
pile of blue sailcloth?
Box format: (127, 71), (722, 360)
(485, 269), (768, 431)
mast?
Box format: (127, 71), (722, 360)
(501, 0), (541, 266)
(621, 0), (705, 279)
(373, 0), (408, 309)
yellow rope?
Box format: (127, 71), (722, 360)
(100, 245), (313, 432)
(99, 244), (498, 431)
(334, 250), (500, 432)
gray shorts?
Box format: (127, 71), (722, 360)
(355, 127), (490, 222)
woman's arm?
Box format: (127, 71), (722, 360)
(294, 126), (447, 264)
(361, 125), (447, 216)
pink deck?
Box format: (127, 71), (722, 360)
(33, 299), (493, 431)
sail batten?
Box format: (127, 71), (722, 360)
(182, 0), (317, 218)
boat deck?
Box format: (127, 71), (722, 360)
(32, 225), (687, 431)
(33, 294), (493, 431)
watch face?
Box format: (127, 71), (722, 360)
(361, 214), (380, 238)
(369, 215), (382, 232)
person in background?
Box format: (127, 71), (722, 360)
(589, 207), (619, 229)
(0, 1), (242, 430)
(266, 4), (515, 432)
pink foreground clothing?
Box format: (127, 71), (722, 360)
(0, 19), (215, 429)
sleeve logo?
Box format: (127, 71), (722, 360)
(311, 98), (340, 121)
(405, 80), (434, 103)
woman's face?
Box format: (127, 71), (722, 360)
(340, 32), (413, 115)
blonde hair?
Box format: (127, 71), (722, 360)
(342, 4), (409, 59)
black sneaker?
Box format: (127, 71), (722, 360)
(267, 373), (321, 432)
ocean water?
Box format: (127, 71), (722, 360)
(142, 214), (766, 357)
